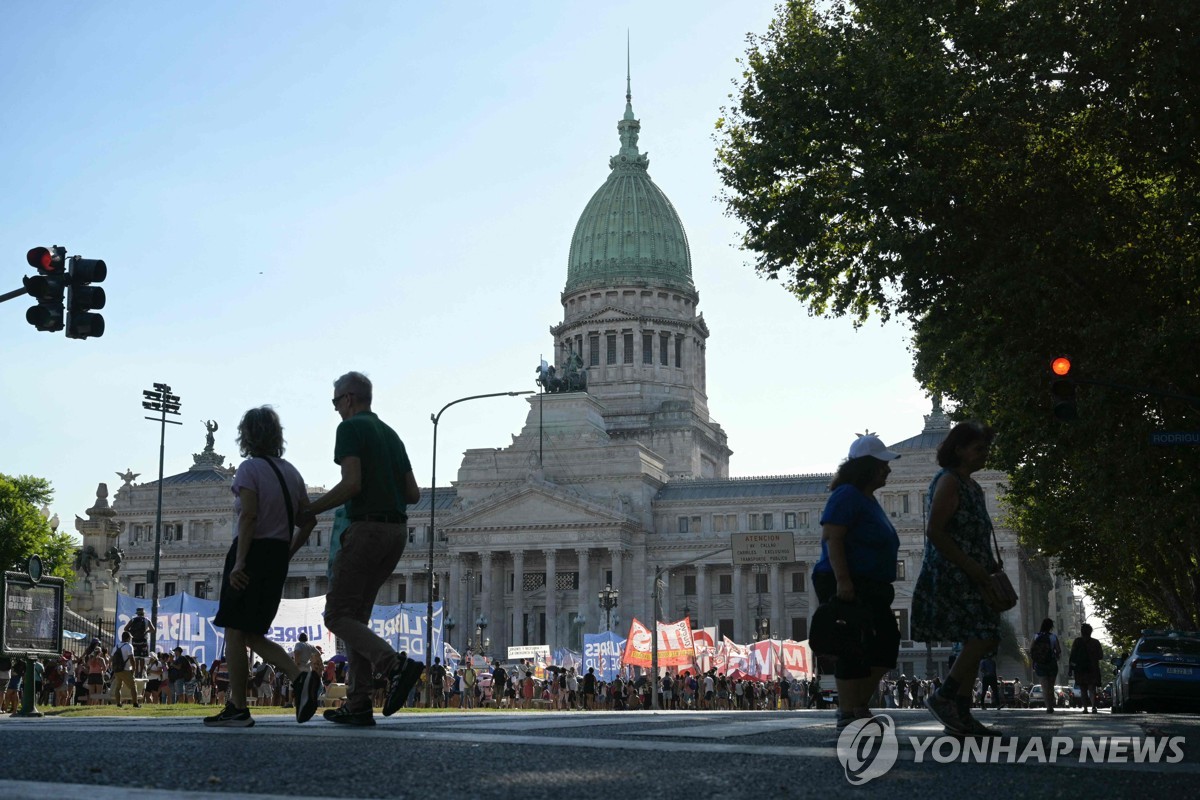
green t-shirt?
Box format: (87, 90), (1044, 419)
(333, 411), (413, 519)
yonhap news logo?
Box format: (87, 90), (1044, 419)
(836, 715), (899, 785)
(836, 714), (1187, 785)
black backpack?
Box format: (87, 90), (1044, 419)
(112, 645), (127, 673)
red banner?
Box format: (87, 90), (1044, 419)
(621, 617), (696, 667)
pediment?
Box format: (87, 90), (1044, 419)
(445, 482), (629, 532)
(575, 306), (641, 325)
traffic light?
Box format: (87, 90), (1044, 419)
(66, 255), (106, 339)
(1050, 356), (1077, 421)
(23, 246), (67, 332)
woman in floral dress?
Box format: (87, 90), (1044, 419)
(913, 422), (1007, 736)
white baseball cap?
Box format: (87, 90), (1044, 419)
(848, 433), (901, 461)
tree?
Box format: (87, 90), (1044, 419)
(716, 0), (1200, 640)
(0, 473), (76, 581)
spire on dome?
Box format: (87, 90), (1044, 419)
(614, 32), (648, 170)
(624, 30), (634, 121)
(923, 394), (952, 433)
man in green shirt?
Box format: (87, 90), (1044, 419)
(301, 371), (424, 726)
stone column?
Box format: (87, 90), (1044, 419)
(575, 548), (590, 633)
(732, 565), (746, 643)
(544, 549), (557, 648)
(480, 552), (493, 644)
(609, 546), (623, 618)
(696, 562), (711, 630)
(306, 576), (318, 599)
(449, 555), (462, 629)
(770, 562), (784, 640)
(512, 550), (525, 647)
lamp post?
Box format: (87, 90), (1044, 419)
(142, 382), (181, 653)
(598, 584), (619, 632)
(445, 616), (456, 655)
(427, 391), (533, 705)
(201, 576), (213, 600)
(460, 569), (475, 652)
(476, 615), (489, 659)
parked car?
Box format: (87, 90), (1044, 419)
(1112, 629), (1200, 713)
(1028, 684), (1045, 707)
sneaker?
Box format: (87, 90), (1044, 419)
(203, 703), (254, 728)
(382, 654), (425, 716)
(957, 712), (1003, 737)
(925, 693), (969, 734)
(323, 706), (375, 727)
(293, 671), (319, 724)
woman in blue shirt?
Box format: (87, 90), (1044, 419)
(812, 433), (902, 728)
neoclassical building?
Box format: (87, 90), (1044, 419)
(73, 81), (1072, 679)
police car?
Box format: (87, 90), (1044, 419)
(1112, 629), (1200, 713)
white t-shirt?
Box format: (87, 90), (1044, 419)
(114, 642), (135, 672)
(293, 640), (317, 672)
(232, 457), (307, 542)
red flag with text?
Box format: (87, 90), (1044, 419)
(622, 617), (696, 667)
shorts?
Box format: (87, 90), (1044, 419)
(133, 641), (150, 658)
(705, 691), (714, 701)
(86, 674), (104, 686)
(812, 572), (900, 680)
(146, 680), (161, 692)
(212, 537), (290, 635)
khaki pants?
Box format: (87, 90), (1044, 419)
(324, 521), (407, 711)
(112, 670), (138, 705)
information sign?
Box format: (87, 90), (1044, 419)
(731, 532), (796, 565)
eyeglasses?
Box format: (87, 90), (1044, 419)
(332, 393), (350, 408)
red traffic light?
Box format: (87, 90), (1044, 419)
(27, 247), (55, 272)
(1051, 357), (1072, 376)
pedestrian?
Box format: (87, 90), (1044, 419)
(978, 652), (1000, 710)
(85, 642), (107, 705)
(144, 653), (163, 704)
(912, 421), (1007, 736)
(1030, 618), (1062, 713)
(111, 631), (140, 708)
(429, 658), (447, 709)
(1069, 623), (1104, 713)
(204, 406), (321, 728)
(582, 667), (597, 710)
(298, 372), (424, 726)
(122, 608), (155, 678)
(812, 432), (903, 729)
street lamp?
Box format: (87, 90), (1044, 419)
(446, 616), (456, 650)
(598, 584), (619, 632)
(475, 614), (489, 658)
(427, 391), (533, 704)
(460, 569), (476, 651)
(142, 382), (181, 653)
(201, 576), (213, 600)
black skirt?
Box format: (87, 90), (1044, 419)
(212, 537), (290, 636)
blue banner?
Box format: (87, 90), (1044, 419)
(115, 592), (441, 667)
(583, 631), (625, 682)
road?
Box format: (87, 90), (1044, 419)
(1, 708), (1196, 799)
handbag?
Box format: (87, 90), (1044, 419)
(986, 521), (1019, 612)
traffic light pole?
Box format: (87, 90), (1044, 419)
(0, 286), (30, 304)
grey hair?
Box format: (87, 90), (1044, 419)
(334, 371), (373, 404)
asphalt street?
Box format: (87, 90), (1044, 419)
(1, 708), (1196, 799)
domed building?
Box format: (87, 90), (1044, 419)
(78, 78), (1075, 682)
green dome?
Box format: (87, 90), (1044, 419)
(565, 92), (693, 295)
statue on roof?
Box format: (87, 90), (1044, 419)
(116, 468), (140, 486)
(535, 356), (588, 394)
(203, 420), (219, 452)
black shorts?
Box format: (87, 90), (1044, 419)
(812, 572), (900, 680)
(132, 641), (150, 658)
(212, 537), (291, 635)
(86, 674), (103, 686)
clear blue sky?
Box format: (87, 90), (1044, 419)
(2, 1), (932, 529)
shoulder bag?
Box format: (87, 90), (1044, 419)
(986, 520), (1019, 612)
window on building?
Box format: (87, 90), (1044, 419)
(589, 334), (600, 366)
(894, 609), (910, 640)
(718, 574), (732, 594)
(749, 514), (760, 531)
(194, 580), (207, 598)
(718, 618), (734, 640)
(755, 573), (768, 593)
(163, 582), (176, 597)
(660, 332), (670, 365)
(902, 494), (911, 514)
(896, 560), (906, 580)
(604, 570), (613, 587)
(302, 584), (311, 598)
(643, 332), (653, 364)
(791, 571), (806, 593)
(678, 516), (689, 533)
(576, 334), (583, 356)
(691, 515), (702, 533)
(762, 513), (774, 530)
(523, 574), (546, 591)
(784, 512), (797, 529)
(675, 335), (683, 367)
(623, 332), (634, 364)
(133, 583), (146, 598)
(408, 527), (416, 544)
(398, 584), (407, 602)
(606, 334), (617, 364)
(556, 572), (579, 590)
(713, 514), (725, 533)
(315, 530), (322, 547)
(726, 514), (738, 531)
(683, 575), (696, 595)
(792, 617), (808, 641)
(797, 511), (809, 526)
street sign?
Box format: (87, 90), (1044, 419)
(731, 532), (796, 565)
(1149, 431), (1200, 446)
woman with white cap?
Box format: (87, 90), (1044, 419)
(812, 432), (903, 728)
(912, 421), (1006, 736)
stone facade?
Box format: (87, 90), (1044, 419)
(73, 81), (1068, 682)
